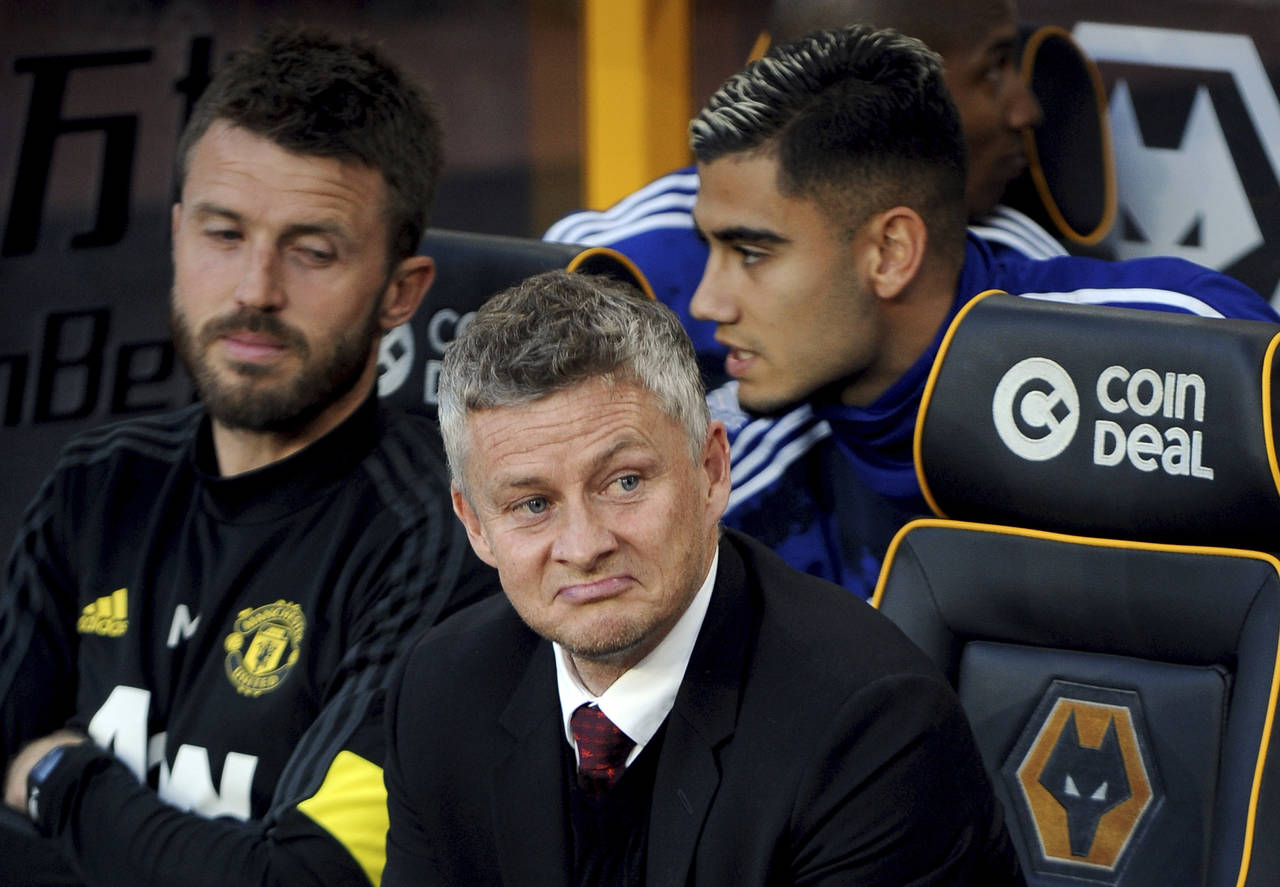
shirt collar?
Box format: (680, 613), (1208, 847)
(555, 546), (719, 758)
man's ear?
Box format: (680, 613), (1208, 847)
(863, 206), (927, 301)
(702, 420), (732, 523)
(379, 255), (436, 331)
(451, 484), (498, 568)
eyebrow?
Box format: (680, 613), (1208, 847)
(490, 436), (653, 494)
(981, 33), (1019, 58)
(189, 201), (352, 242)
(701, 224), (790, 246)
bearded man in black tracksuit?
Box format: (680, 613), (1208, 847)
(0, 26), (494, 887)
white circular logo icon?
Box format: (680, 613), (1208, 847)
(992, 357), (1080, 461)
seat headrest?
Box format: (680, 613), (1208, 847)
(915, 291), (1280, 548)
(377, 228), (653, 418)
(1002, 25), (1116, 247)
(417, 228), (653, 310)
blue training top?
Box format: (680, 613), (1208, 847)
(711, 234), (1280, 600)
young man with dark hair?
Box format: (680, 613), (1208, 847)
(382, 268), (1022, 886)
(544, 0), (1055, 385)
(689, 25), (1278, 599)
(0, 25), (493, 886)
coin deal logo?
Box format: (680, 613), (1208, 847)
(992, 357), (1080, 461)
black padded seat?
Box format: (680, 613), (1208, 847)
(377, 228), (652, 419)
(1004, 25), (1117, 248)
(874, 291), (1280, 886)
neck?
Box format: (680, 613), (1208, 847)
(567, 605), (684, 696)
(839, 260), (959, 408)
(210, 371), (374, 477)
(568, 657), (625, 698)
(566, 550), (715, 696)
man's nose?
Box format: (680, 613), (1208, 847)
(551, 497), (618, 571)
(1008, 76), (1043, 131)
(690, 257), (738, 324)
(235, 245), (286, 311)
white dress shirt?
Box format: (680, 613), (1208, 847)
(555, 548), (719, 767)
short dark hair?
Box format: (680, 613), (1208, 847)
(175, 24), (443, 263)
(690, 25), (967, 245)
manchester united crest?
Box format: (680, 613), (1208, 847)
(224, 600), (306, 697)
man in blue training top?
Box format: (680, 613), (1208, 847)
(545, 0), (1054, 386)
(687, 25), (1280, 600)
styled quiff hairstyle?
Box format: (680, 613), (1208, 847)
(439, 270), (710, 493)
(175, 24), (443, 264)
(690, 25), (967, 247)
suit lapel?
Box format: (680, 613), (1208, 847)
(647, 535), (755, 886)
(491, 640), (573, 886)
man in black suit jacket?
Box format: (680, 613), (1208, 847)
(382, 269), (1021, 885)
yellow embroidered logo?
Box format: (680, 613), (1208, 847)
(77, 588), (129, 637)
(1002, 682), (1160, 884)
(223, 600), (305, 697)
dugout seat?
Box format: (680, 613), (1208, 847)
(1002, 25), (1117, 250)
(377, 228), (652, 419)
(872, 291), (1280, 886)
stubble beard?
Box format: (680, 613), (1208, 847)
(540, 544), (710, 675)
(170, 292), (383, 434)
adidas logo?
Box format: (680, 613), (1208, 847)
(78, 588), (129, 637)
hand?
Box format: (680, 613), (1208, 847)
(3, 730), (88, 813)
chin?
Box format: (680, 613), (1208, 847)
(737, 385), (811, 417)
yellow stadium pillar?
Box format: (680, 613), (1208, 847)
(582, 0), (692, 209)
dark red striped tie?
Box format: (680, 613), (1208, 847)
(570, 703), (636, 795)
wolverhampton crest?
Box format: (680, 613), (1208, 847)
(224, 600), (306, 697)
(1002, 681), (1162, 883)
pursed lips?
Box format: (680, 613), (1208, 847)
(556, 574), (634, 604)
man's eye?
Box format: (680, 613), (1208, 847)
(206, 228), (241, 242)
(519, 497), (548, 515)
(616, 475), (640, 492)
(985, 52), (1015, 85)
(294, 244), (336, 265)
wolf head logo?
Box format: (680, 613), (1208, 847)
(1006, 685), (1159, 881)
(1038, 711), (1133, 857)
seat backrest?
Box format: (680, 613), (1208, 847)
(873, 291), (1280, 886)
(376, 228), (653, 419)
(1003, 25), (1117, 248)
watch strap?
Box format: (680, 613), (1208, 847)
(25, 741), (107, 837)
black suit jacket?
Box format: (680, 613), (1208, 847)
(383, 530), (1020, 885)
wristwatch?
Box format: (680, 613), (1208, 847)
(26, 743), (74, 833)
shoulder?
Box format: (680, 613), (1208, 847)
(28, 406), (203, 517)
(996, 252), (1278, 321)
(968, 204), (1068, 260)
(360, 406), (454, 519)
(51, 404), (202, 474)
(708, 385), (831, 517)
(723, 530), (941, 687)
(353, 405), (498, 611)
(396, 594), (537, 700)
(542, 167), (699, 246)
